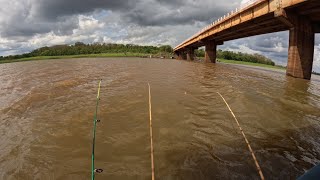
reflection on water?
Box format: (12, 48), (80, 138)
(0, 58), (319, 180)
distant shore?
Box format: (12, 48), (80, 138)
(0, 53), (152, 64)
(217, 59), (286, 70)
(0, 54), (286, 71)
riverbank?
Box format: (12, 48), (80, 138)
(218, 59), (286, 70)
(0, 53), (153, 64)
(0, 54), (285, 72)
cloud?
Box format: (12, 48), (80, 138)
(0, 0), (240, 51)
(121, 0), (239, 26)
(0, 0), (79, 38)
(314, 41), (320, 72)
(34, 0), (133, 20)
(0, 0), (239, 38)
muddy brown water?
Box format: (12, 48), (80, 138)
(0, 58), (319, 180)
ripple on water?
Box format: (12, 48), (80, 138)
(0, 58), (319, 179)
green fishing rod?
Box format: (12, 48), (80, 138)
(91, 79), (103, 180)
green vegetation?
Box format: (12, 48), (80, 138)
(0, 42), (173, 63)
(312, 71), (320, 76)
(0, 53), (152, 64)
(195, 49), (275, 66)
(217, 59), (285, 70)
(0, 42), (282, 73)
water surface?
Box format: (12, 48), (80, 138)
(0, 58), (319, 180)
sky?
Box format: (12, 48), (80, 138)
(0, 0), (319, 72)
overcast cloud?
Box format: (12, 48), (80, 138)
(0, 0), (319, 72)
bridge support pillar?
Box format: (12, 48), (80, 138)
(174, 51), (187, 60)
(205, 41), (217, 63)
(174, 51), (181, 60)
(181, 51), (187, 60)
(187, 48), (195, 61)
(287, 15), (314, 80)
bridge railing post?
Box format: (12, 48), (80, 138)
(276, 0), (282, 9)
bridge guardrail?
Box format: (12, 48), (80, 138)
(174, 0), (270, 51)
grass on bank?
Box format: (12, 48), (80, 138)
(0, 53), (151, 64)
(217, 58), (286, 70)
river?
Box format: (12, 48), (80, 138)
(0, 58), (319, 180)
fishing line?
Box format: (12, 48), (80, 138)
(148, 83), (155, 180)
(217, 92), (265, 180)
(91, 80), (103, 180)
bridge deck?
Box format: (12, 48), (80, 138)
(174, 0), (320, 51)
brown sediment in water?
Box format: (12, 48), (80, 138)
(0, 58), (319, 179)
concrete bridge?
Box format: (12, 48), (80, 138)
(174, 0), (320, 80)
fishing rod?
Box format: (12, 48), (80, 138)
(148, 83), (155, 180)
(91, 79), (103, 180)
(217, 92), (265, 180)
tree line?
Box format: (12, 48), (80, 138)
(0, 42), (173, 60)
(195, 49), (275, 66)
(0, 42), (275, 66)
